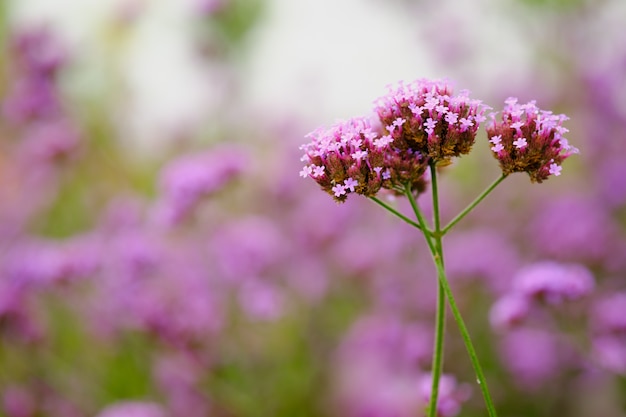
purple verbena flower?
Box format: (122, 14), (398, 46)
(512, 137), (527, 149)
(344, 177), (358, 192)
(445, 112), (458, 124)
(373, 78), (487, 162)
(299, 78), (493, 201)
(486, 99), (578, 182)
(491, 143), (504, 153)
(299, 116), (428, 202)
(548, 162), (561, 176)
(332, 183), (347, 197)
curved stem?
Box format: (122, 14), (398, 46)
(404, 183), (498, 417)
(369, 196), (422, 231)
(440, 174), (507, 236)
(427, 162), (446, 417)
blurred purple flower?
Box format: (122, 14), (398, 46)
(288, 192), (354, 248)
(103, 230), (163, 281)
(238, 280), (284, 321)
(211, 216), (285, 283)
(337, 314), (432, 369)
(95, 401), (167, 417)
(154, 145), (247, 225)
(17, 120), (81, 166)
(193, 0), (227, 15)
(528, 195), (620, 264)
(595, 156), (626, 208)
(444, 228), (520, 292)
(489, 294), (530, 330)
(418, 373), (471, 417)
(2, 76), (61, 124)
(2, 237), (99, 288)
(333, 357), (422, 417)
(10, 28), (65, 76)
(91, 235), (222, 345)
(591, 336), (626, 375)
(128, 267), (222, 346)
(512, 261), (595, 304)
(98, 196), (147, 232)
(499, 328), (566, 388)
(2, 28), (66, 124)
(591, 293), (626, 335)
(1, 386), (35, 417)
(154, 353), (211, 417)
(331, 227), (397, 276)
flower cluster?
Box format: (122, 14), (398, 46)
(374, 78), (488, 162)
(300, 79), (488, 202)
(486, 98), (578, 183)
(300, 116), (428, 202)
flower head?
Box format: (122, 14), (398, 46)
(299, 116), (428, 202)
(486, 99), (578, 183)
(373, 78), (488, 163)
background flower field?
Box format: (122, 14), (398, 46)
(1, 0), (625, 416)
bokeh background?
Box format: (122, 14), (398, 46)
(1, 0), (625, 416)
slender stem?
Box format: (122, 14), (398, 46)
(404, 183), (498, 417)
(427, 162), (446, 417)
(440, 174), (507, 236)
(429, 163), (442, 236)
(370, 196), (422, 231)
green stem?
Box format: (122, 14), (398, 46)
(440, 174), (507, 236)
(427, 162), (446, 417)
(369, 196), (422, 231)
(404, 183), (498, 417)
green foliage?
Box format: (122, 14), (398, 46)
(211, 0), (264, 46)
(206, 288), (368, 417)
(515, 0), (584, 9)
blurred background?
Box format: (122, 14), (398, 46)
(1, 0), (625, 416)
